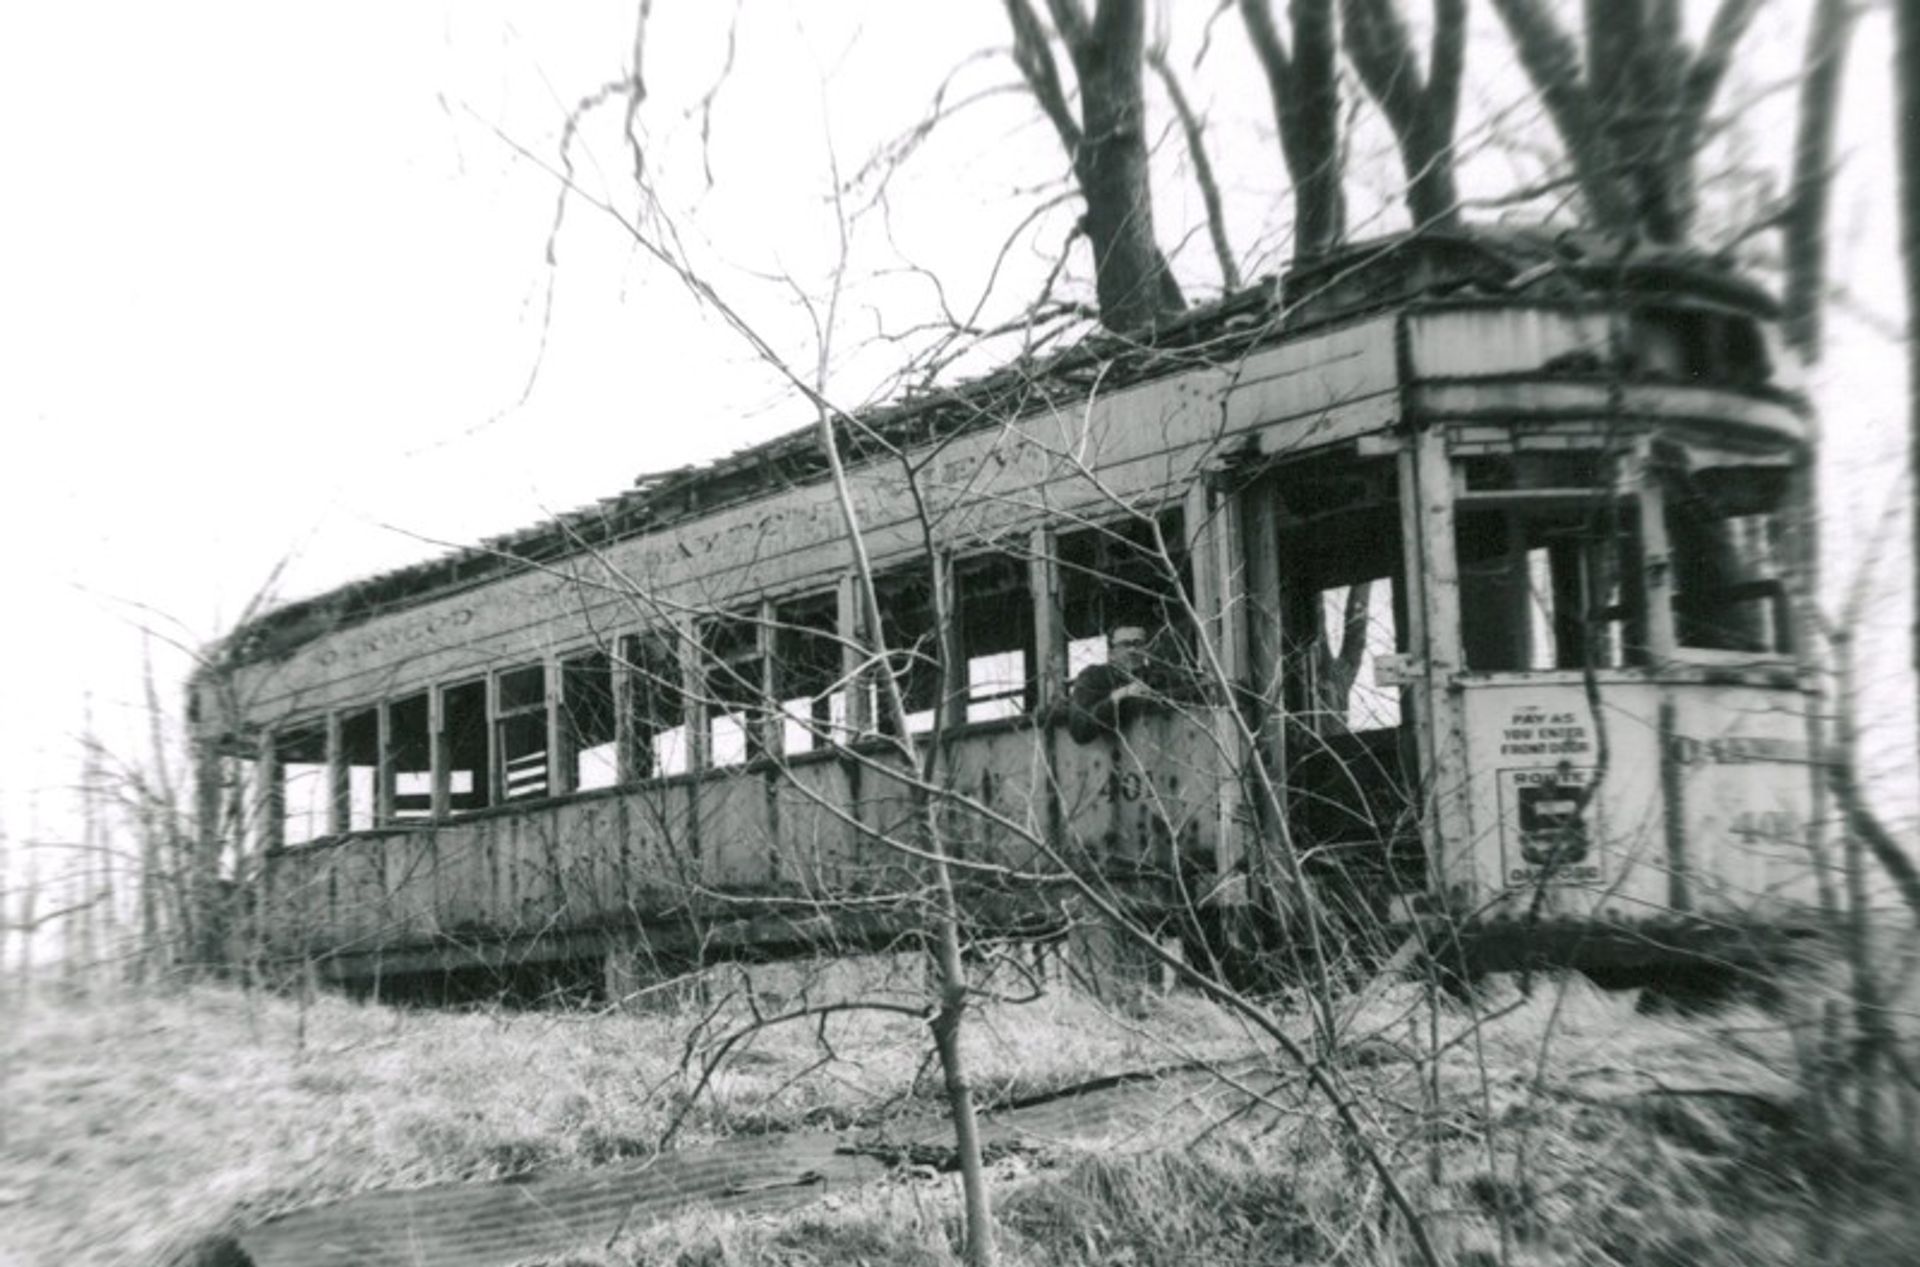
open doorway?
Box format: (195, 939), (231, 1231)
(1269, 458), (1417, 889)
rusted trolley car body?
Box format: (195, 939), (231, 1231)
(192, 232), (1820, 989)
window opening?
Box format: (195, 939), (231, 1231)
(1630, 307), (1770, 388)
(1461, 452), (1604, 494)
(1458, 507), (1643, 672)
(957, 553), (1035, 723)
(226, 751), (264, 854)
(339, 707), (378, 831)
(775, 595), (842, 754)
(702, 614), (765, 767)
(623, 633), (687, 778)
(495, 664), (549, 801)
(1271, 459), (1412, 858)
(275, 724), (328, 846)
(561, 652), (617, 792)
(1059, 510), (1193, 687)
(388, 692), (433, 822)
(1273, 468), (1404, 734)
(1314, 582), (1402, 731)
(1663, 463), (1790, 654)
(876, 570), (942, 735)
(439, 681), (488, 812)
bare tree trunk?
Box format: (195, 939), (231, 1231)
(812, 406), (996, 1265)
(190, 739), (226, 973)
(139, 635), (173, 976)
(1783, 0), (1857, 361)
(1146, 46), (1240, 289)
(22, 797), (39, 998)
(1340, 0), (1466, 231)
(1489, 0), (1758, 242)
(0, 805), (10, 1008)
(1898, 0), (1920, 787)
(1488, 0), (1637, 232)
(1005, 0), (1184, 332)
(1239, 0), (1345, 258)
(80, 717), (106, 989)
(1830, 627), (1920, 923)
(1070, 1), (1184, 327)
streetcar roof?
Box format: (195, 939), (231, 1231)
(211, 228), (1776, 673)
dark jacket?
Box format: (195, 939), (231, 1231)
(1066, 662), (1147, 744)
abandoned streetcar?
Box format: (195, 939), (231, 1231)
(190, 231), (1822, 991)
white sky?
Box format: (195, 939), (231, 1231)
(0, 1), (1912, 865)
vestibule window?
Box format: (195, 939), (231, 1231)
(1269, 458), (1403, 734)
(1663, 463), (1790, 655)
(1457, 503), (1643, 672)
(1311, 578), (1402, 731)
(1284, 506), (1403, 733)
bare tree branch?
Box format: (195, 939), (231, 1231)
(1006, 0), (1085, 153)
(1781, 0), (1857, 361)
(1146, 44), (1241, 288)
(1005, 0), (1185, 330)
(1340, 0), (1466, 229)
(1488, 0), (1637, 232)
(1239, 0), (1345, 257)
(1684, 0), (1766, 130)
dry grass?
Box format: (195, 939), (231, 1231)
(3, 963), (1918, 1267)
(0, 961), (1249, 1267)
